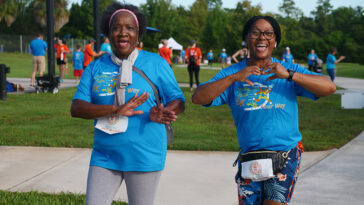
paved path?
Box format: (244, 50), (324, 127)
(2, 75), (364, 204)
(0, 147), (334, 205)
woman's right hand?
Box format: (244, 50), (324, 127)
(231, 65), (261, 86)
(116, 92), (149, 116)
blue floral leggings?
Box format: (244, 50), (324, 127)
(235, 145), (302, 205)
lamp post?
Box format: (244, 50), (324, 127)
(93, 0), (100, 52)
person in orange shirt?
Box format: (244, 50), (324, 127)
(83, 38), (104, 69)
(185, 40), (202, 92)
(54, 38), (70, 82)
(158, 39), (172, 67)
(137, 41), (143, 50)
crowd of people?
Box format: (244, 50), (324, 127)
(24, 3), (344, 205)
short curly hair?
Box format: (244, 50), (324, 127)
(101, 3), (147, 40)
(242, 16), (281, 47)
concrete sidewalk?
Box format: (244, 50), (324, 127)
(2, 76), (364, 204)
(0, 146), (334, 205)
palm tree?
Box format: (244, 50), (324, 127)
(33, 0), (70, 32)
(0, 0), (19, 27)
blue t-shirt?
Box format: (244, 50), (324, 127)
(283, 53), (294, 63)
(72, 51), (84, 70)
(30, 38), (47, 56)
(326, 54), (336, 69)
(180, 50), (185, 59)
(100, 43), (112, 56)
(207, 52), (213, 60)
(73, 50), (185, 172)
(219, 52), (227, 59)
(307, 53), (317, 66)
(203, 58), (319, 153)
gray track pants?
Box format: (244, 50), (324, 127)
(85, 166), (162, 205)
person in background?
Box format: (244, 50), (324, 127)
(282, 46), (294, 63)
(227, 55), (232, 66)
(219, 48), (228, 69)
(72, 44), (84, 85)
(158, 39), (172, 67)
(83, 38), (104, 69)
(207, 49), (213, 67)
(137, 41), (143, 50)
(100, 37), (112, 56)
(29, 33), (47, 87)
(232, 41), (250, 63)
(192, 15), (336, 205)
(54, 38), (69, 83)
(180, 49), (185, 64)
(307, 49), (318, 72)
(185, 40), (202, 92)
(70, 3), (185, 205)
(326, 47), (345, 82)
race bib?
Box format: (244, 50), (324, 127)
(95, 115), (128, 134)
(241, 159), (274, 181)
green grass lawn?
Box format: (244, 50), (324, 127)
(1, 87), (363, 151)
(0, 190), (127, 205)
(2, 52), (364, 80)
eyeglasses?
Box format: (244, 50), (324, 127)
(248, 30), (275, 40)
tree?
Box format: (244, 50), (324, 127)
(311, 0), (333, 36)
(0, 0), (20, 27)
(58, 0), (114, 38)
(278, 0), (303, 19)
(32, 0), (70, 32)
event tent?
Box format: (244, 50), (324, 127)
(167, 37), (183, 50)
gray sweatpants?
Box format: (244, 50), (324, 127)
(85, 166), (162, 205)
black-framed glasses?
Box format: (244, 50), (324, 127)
(248, 30), (275, 40)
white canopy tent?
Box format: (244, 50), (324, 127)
(167, 37), (183, 50)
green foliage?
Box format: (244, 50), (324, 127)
(1, 0), (364, 64)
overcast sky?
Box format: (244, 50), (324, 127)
(68, 0), (364, 17)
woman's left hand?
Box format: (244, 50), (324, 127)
(261, 62), (289, 81)
(149, 103), (178, 125)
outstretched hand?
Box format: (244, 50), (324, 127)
(149, 103), (178, 125)
(116, 92), (149, 116)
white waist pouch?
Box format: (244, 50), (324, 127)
(95, 114), (128, 135)
(241, 159), (274, 181)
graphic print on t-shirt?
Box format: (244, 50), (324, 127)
(235, 82), (274, 111)
(93, 72), (118, 96)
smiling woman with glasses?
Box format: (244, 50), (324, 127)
(192, 15), (336, 205)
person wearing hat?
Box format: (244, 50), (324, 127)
(83, 38), (105, 69)
(282, 46), (295, 64)
(219, 48), (228, 69)
(232, 41), (250, 63)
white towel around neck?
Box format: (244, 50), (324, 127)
(94, 48), (139, 134)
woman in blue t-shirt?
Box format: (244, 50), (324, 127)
(326, 48), (345, 81)
(192, 16), (336, 205)
(71, 3), (185, 205)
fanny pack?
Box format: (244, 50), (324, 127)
(233, 150), (290, 181)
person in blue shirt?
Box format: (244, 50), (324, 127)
(180, 49), (185, 63)
(72, 44), (84, 85)
(326, 48), (345, 81)
(219, 48), (228, 69)
(307, 49), (318, 72)
(100, 37), (112, 56)
(282, 47), (294, 63)
(29, 33), (48, 87)
(70, 3), (185, 205)
(207, 49), (214, 67)
(192, 16), (336, 205)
